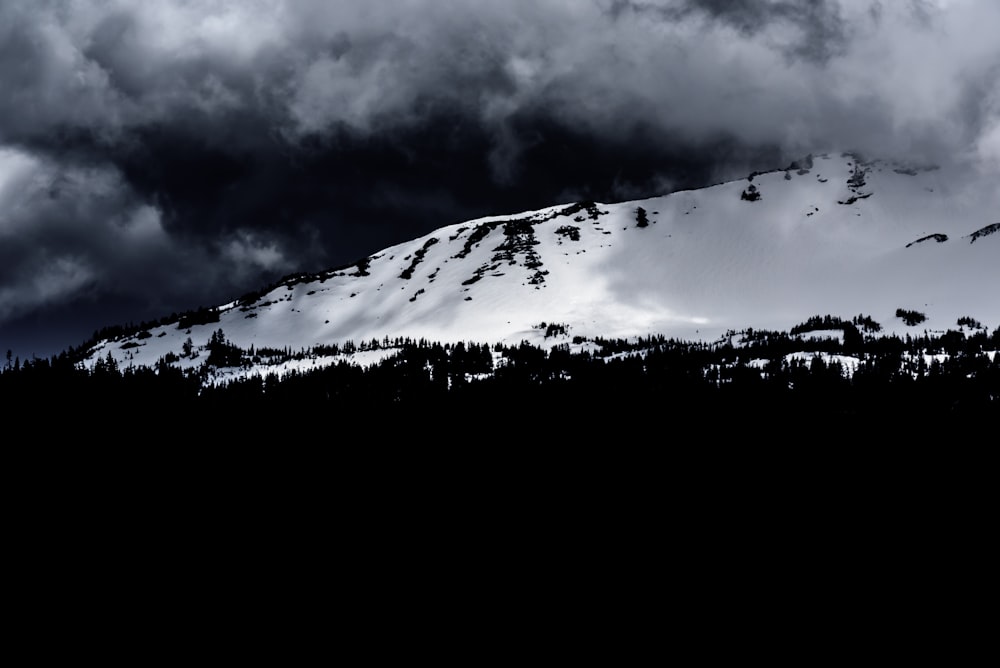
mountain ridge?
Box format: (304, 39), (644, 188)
(73, 151), (1000, 381)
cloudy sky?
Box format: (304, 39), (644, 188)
(2, 0), (998, 361)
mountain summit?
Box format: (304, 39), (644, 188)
(80, 152), (1000, 378)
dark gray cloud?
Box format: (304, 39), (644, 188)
(606, 0), (850, 63)
(0, 147), (297, 329)
(2, 0), (999, 359)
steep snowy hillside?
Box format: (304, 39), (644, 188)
(81, 152), (1000, 375)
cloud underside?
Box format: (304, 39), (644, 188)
(1, 0), (999, 335)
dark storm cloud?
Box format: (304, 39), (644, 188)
(606, 0), (850, 63)
(2, 0), (999, 359)
(0, 148), (296, 320)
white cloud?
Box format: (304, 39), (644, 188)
(975, 117), (1000, 170)
(119, 204), (168, 244)
(0, 147), (42, 229)
(223, 231), (292, 276)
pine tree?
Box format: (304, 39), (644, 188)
(636, 207), (649, 228)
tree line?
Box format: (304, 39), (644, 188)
(4, 326), (999, 427)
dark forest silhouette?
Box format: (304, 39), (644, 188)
(4, 320), (999, 430)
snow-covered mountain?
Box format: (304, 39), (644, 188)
(81, 151), (999, 378)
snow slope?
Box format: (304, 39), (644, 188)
(82, 152), (1000, 374)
